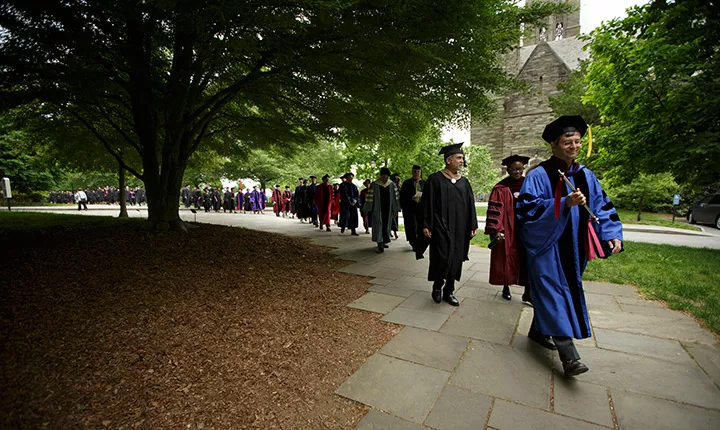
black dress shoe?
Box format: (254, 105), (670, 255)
(377, 244), (384, 253)
(521, 292), (533, 306)
(563, 360), (589, 377)
(340, 227), (345, 233)
(528, 332), (557, 350)
(502, 285), (511, 301)
(443, 294), (460, 306)
(431, 290), (442, 303)
(383, 244), (389, 248)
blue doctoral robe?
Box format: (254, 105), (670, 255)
(340, 182), (359, 229)
(516, 157), (623, 339)
(250, 190), (262, 211)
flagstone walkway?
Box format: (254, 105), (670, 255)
(17, 209), (720, 429)
(186, 212), (720, 429)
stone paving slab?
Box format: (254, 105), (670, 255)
(367, 284), (418, 298)
(347, 292), (406, 315)
(454, 285), (498, 302)
(588, 309), (718, 345)
(382, 307), (452, 331)
(338, 263), (382, 276)
(370, 267), (417, 281)
(488, 399), (606, 430)
(614, 295), (665, 308)
(583, 293), (622, 312)
(594, 328), (694, 364)
(386, 276), (432, 292)
(355, 409), (426, 430)
(612, 389), (720, 430)
(398, 292), (458, 315)
(684, 343), (720, 387)
(553, 379), (614, 428)
(450, 341), (551, 408)
(440, 298), (520, 344)
(379, 327), (468, 372)
(575, 346), (720, 410)
(336, 354), (450, 423)
(582, 281), (640, 298)
(616, 302), (689, 318)
(368, 277), (393, 285)
(424, 385), (492, 430)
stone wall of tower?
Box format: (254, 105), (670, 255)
(525, 0), (581, 45)
(471, 42), (572, 167)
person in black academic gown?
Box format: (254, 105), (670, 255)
(306, 176), (318, 226)
(400, 165), (425, 251)
(418, 143), (478, 307)
(294, 178), (308, 222)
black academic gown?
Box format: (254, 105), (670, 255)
(418, 172), (478, 282)
(400, 178), (424, 245)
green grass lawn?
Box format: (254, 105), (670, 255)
(614, 208), (699, 231)
(584, 241), (720, 334)
(0, 211), (142, 233)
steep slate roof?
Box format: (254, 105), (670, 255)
(512, 37), (589, 74)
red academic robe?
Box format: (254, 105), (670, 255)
(314, 183), (334, 225)
(332, 186), (341, 218)
(282, 190), (293, 212)
(484, 178), (527, 286)
(272, 188), (283, 214)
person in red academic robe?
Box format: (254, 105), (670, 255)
(272, 184), (283, 217)
(314, 174), (334, 231)
(485, 154), (531, 303)
(282, 186), (293, 217)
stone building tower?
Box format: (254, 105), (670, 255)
(470, 0), (586, 167)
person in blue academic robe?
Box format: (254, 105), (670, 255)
(340, 172), (360, 235)
(517, 115), (623, 377)
(250, 186), (262, 213)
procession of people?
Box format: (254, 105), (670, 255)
(47, 115), (623, 377)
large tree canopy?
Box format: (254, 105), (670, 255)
(583, 0), (720, 191)
(0, 0), (557, 228)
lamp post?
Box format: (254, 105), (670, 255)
(370, 161), (376, 179)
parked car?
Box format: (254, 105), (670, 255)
(687, 193), (720, 229)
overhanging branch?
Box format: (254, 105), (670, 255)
(62, 106), (144, 180)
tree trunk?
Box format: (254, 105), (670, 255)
(143, 159), (187, 232)
(636, 192), (645, 221)
(118, 161), (129, 218)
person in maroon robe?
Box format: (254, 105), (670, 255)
(272, 184), (283, 217)
(485, 154), (531, 303)
(282, 186), (293, 217)
(314, 174), (334, 231)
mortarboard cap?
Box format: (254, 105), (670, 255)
(412, 165), (422, 170)
(309, 175), (317, 179)
(501, 154), (530, 166)
(298, 177), (304, 181)
(439, 143), (464, 159)
(542, 116), (588, 143)
(379, 167), (391, 176)
(321, 174), (330, 180)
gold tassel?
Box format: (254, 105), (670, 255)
(586, 126), (593, 158)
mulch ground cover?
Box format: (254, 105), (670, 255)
(0, 220), (398, 429)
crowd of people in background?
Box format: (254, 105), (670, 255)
(48, 186), (147, 207)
